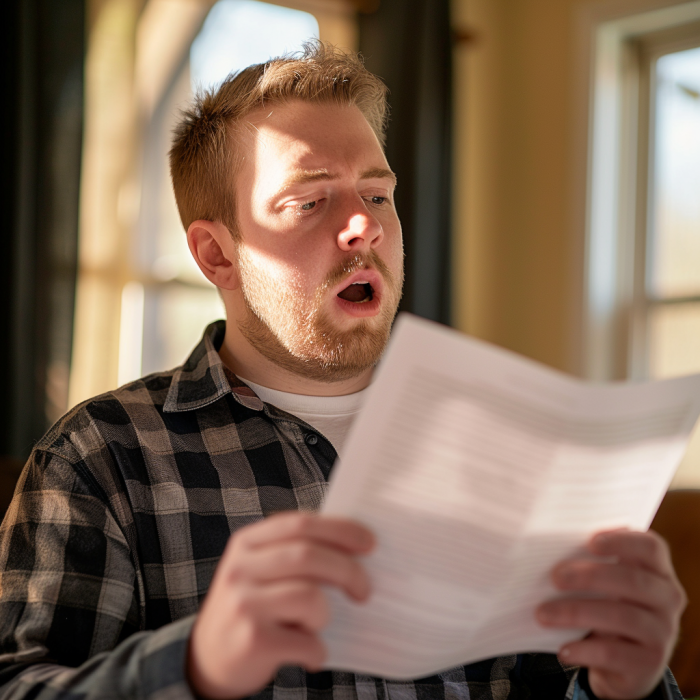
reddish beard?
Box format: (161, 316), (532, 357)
(236, 248), (403, 382)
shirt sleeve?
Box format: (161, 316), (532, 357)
(519, 652), (683, 700)
(0, 449), (197, 700)
(576, 668), (683, 700)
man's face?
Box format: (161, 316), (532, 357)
(232, 100), (404, 382)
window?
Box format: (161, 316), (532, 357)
(642, 46), (700, 380)
(70, 0), (356, 406)
(136, 1), (320, 380)
(584, 4), (700, 487)
(634, 39), (700, 487)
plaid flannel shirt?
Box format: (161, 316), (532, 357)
(0, 321), (681, 700)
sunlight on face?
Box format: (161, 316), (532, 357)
(232, 101), (404, 382)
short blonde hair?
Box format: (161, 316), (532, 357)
(169, 41), (389, 236)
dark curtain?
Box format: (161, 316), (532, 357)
(0, 0), (84, 463)
(359, 0), (453, 325)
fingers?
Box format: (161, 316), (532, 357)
(557, 634), (666, 700)
(235, 512), (375, 555)
(551, 558), (683, 613)
(549, 529), (686, 617)
(264, 624), (327, 672)
(588, 529), (674, 576)
(558, 633), (665, 673)
(230, 539), (372, 601)
(220, 513), (374, 602)
(187, 513), (372, 699)
(236, 580), (331, 632)
(536, 529), (686, 700)
(188, 615), (327, 699)
(537, 598), (668, 646)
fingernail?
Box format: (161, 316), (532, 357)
(559, 647), (571, 659)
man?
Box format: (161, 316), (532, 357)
(0, 43), (686, 700)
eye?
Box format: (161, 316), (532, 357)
(370, 196), (387, 205)
(301, 201), (317, 211)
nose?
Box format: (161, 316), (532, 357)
(337, 209), (384, 252)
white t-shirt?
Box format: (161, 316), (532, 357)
(238, 378), (369, 457)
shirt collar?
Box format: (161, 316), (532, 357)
(163, 320), (264, 413)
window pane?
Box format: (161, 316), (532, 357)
(141, 66), (208, 288)
(648, 46), (700, 298)
(648, 302), (700, 488)
(141, 285), (225, 376)
(648, 302), (700, 378)
(671, 422), (700, 489)
(190, 0), (319, 92)
(136, 0), (319, 378)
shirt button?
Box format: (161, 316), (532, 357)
(305, 432), (319, 446)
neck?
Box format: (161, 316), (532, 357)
(218, 318), (373, 397)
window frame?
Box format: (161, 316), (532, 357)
(628, 24), (700, 379)
(580, 0), (700, 381)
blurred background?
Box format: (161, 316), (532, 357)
(0, 0), (699, 691)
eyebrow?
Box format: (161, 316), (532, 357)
(277, 167), (397, 194)
(360, 167), (397, 184)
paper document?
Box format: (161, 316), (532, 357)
(321, 313), (700, 679)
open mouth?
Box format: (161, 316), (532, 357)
(337, 281), (374, 304)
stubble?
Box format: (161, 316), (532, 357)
(236, 247), (403, 382)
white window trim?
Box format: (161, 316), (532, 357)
(573, 0), (700, 380)
(629, 22), (700, 379)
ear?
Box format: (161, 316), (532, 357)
(187, 220), (240, 290)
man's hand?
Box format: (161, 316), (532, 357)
(536, 529), (686, 700)
(187, 512), (374, 699)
